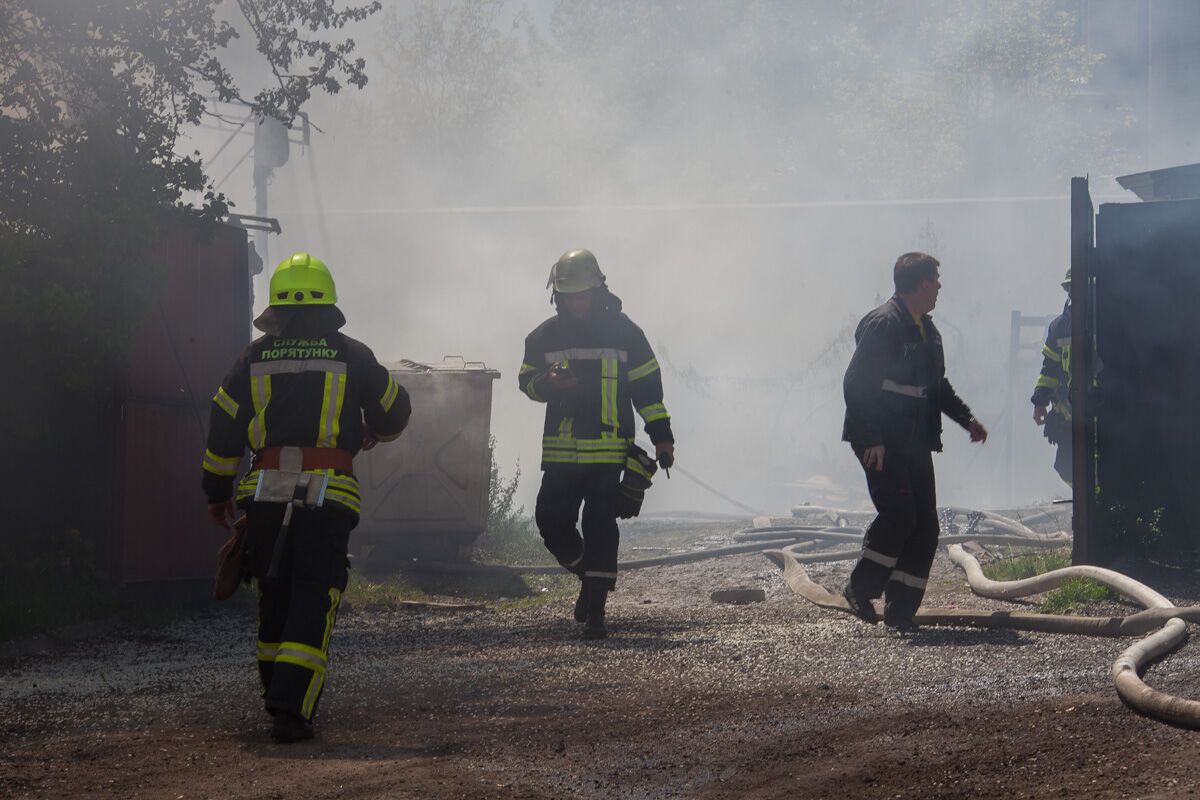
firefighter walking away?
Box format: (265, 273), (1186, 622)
(841, 252), (987, 630)
(519, 249), (676, 639)
(201, 253), (411, 742)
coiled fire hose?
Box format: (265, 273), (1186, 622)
(757, 508), (1200, 730)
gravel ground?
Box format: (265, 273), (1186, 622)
(2, 518), (1199, 799)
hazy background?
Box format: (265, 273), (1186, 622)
(182, 0), (1199, 515)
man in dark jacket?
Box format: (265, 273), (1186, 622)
(202, 252), (411, 742)
(1032, 269), (1073, 485)
(519, 249), (675, 639)
(841, 252), (987, 629)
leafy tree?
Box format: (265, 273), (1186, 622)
(0, 1), (380, 593)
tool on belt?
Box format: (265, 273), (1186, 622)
(616, 444), (658, 519)
(253, 446), (352, 579)
(214, 515), (248, 601)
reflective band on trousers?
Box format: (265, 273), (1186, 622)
(881, 379), (926, 398)
(250, 359), (347, 376)
(862, 548), (899, 568)
(585, 571), (618, 579)
(888, 570), (928, 589)
(544, 348), (628, 364)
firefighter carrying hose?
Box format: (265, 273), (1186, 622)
(1031, 268), (1073, 485)
(841, 252), (987, 630)
(202, 253), (411, 742)
(519, 249), (675, 639)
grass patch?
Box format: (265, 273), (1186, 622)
(1037, 578), (1118, 614)
(982, 550), (1070, 581)
(981, 549), (1117, 613)
(345, 570), (576, 613)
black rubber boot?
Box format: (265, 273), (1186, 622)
(582, 588), (609, 640)
(270, 711), (315, 743)
(842, 583), (880, 625)
(573, 581), (590, 623)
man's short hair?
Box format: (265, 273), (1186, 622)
(894, 252), (940, 293)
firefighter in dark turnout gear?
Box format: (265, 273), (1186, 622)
(1032, 269), (1073, 485)
(519, 249), (675, 639)
(841, 253), (987, 629)
(202, 253), (411, 742)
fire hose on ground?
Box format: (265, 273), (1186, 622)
(755, 509), (1200, 730)
(389, 505), (1200, 728)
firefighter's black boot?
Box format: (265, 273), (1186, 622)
(582, 588), (608, 640)
(573, 581), (590, 623)
(842, 583), (879, 625)
(270, 711), (315, 743)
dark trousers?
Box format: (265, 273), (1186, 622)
(848, 447), (938, 622)
(535, 465), (623, 591)
(245, 503), (354, 721)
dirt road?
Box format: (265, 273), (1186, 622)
(3, 522), (1198, 799)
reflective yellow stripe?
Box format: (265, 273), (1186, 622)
(637, 402), (670, 423)
(519, 363), (538, 375)
(625, 456), (654, 480)
(324, 488), (361, 514)
(202, 449), (240, 476)
(1035, 375), (1061, 390)
(524, 379), (543, 402)
(214, 386), (239, 418)
(317, 371), (347, 448)
(380, 377), (399, 412)
(628, 358), (659, 381)
(249, 375), (271, 450)
(256, 641), (280, 661)
(1041, 344), (1062, 364)
(600, 357), (619, 438)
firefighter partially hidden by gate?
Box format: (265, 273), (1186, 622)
(1031, 268), (1073, 485)
(519, 249), (676, 639)
(202, 253), (411, 743)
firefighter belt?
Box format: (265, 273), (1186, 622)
(254, 447), (332, 579)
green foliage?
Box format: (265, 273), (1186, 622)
(1038, 578), (1117, 614)
(473, 437), (554, 566)
(0, 1), (382, 626)
(344, 570), (574, 612)
(0, 528), (120, 640)
(982, 550), (1070, 581)
(982, 549), (1117, 613)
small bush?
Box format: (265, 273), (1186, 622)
(474, 438), (554, 566)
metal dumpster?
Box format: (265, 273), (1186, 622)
(352, 358), (500, 563)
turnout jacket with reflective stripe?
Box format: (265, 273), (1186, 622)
(1031, 301), (1072, 427)
(520, 309), (673, 467)
(201, 331), (411, 514)
(842, 296), (973, 452)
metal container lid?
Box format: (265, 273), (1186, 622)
(384, 356), (500, 378)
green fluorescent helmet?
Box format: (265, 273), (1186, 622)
(269, 252), (337, 306)
(547, 249), (605, 294)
